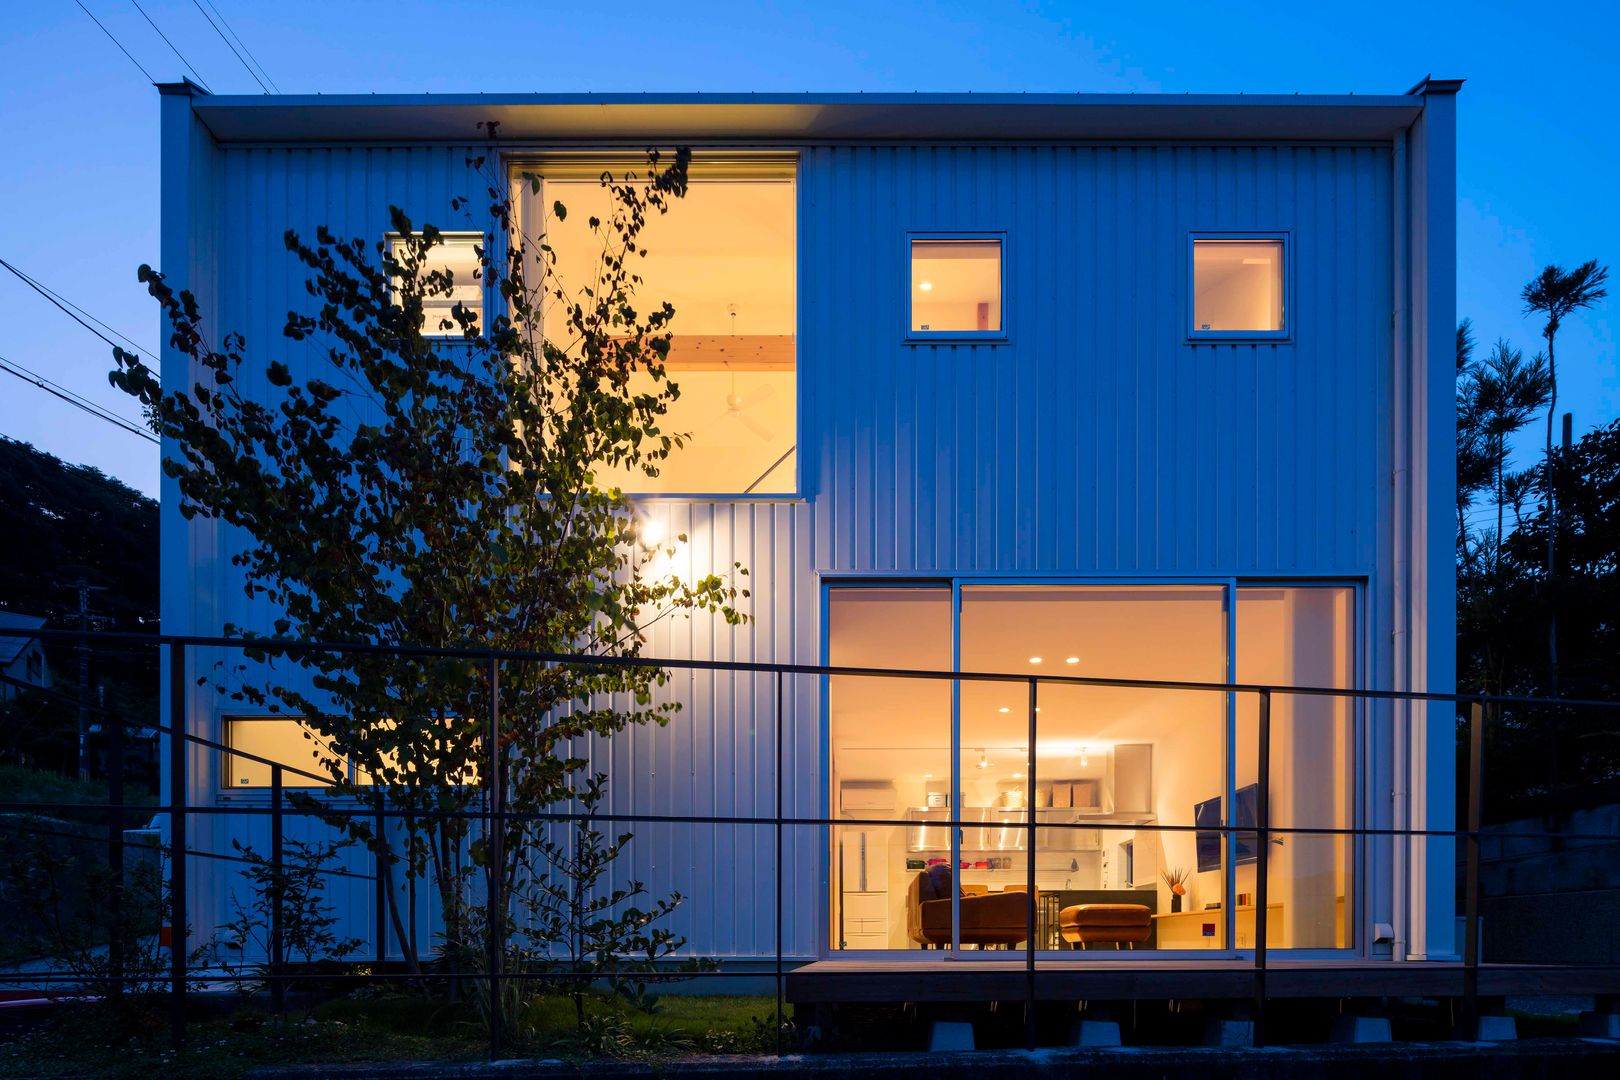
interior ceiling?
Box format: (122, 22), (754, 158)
(829, 587), (1228, 753)
(543, 179), (794, 337)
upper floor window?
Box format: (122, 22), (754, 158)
(523, 160), (797, 495)
(908, 236), (1004, 339)
(388, 232), (483, 337)
(1190, 236), (1286, 338)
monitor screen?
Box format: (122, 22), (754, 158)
(1194, 784), (1260, 873)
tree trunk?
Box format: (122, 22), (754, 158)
(1544, 331), (1559, 695)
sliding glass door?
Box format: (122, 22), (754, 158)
(826, 581), (1357, 956)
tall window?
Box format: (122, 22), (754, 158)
(1191, 237), (1285, 336)
(526, 165), (796, 494)
(909, 237), (1003, 337)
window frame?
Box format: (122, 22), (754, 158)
(385, 230), (488, 341)
(904, 231), (1010, 345)
(220, 714), (348, 790)
(1186, 231), (1292, 344)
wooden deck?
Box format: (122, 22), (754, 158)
(785, 958), (1620, 1003)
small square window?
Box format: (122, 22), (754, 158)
(1192, 238), (1285, 336)
(388, 233), (483, 337)
(910, 238), (1002, 336)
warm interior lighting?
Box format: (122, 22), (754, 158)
(536, 174), (796, 493)
(1080, 745), (1090, 768)
(1028, 656), (1043, 665)
(1064, 656), (1080, 665)
(998, 706), (1010, 714)
(909, 238), (1001, 333)
(976, 749), (991, 770)
(1193, 238), (1284, 333)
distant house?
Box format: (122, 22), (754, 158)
(0, 612), (49, 702)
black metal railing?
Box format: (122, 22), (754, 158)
(1, 626), (1618, 1056)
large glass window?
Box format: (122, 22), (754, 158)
(828, 588), (952, 951)
(532, 169), (796, 494)
(909, 238), (1003, 336)
(826, 582), (1357, 954)
(1191, 238), (1285, 335)
(1236, 586), (1356, 949)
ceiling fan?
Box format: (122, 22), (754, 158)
(713, 303), (774, 440)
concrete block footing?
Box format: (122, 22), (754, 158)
(1202, 1018), (1254, 1047)
(1068, 1018), (1122, 1047)
(1455, 1015), (1518, 1042)
(927, 1020), (975, 1052)
(1330, 1015), (1394, 1043)
(1578, 1011), (1620, 1039)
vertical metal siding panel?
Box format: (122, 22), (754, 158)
(198, 137), (1395, 961)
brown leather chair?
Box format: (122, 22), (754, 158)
(1058, 903), (1152, 949)
(905, 866), (1034, 948)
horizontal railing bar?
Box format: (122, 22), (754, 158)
(0, 817), (378, 881)
(5, 625), (1620, 710)
(8, 962), (1616, 988)
(7, 803), (1615, 844)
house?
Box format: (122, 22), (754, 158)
(157, 81), (1462, 976)
(0, 611), (50, 702)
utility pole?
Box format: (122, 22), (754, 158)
(77, 579), (92, 781)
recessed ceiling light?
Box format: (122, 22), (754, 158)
(1028, 656), (1043, 665)
(918, 281), (934, 291)
(998, 706), (1010, 714)
(924, 773), (933, 779)
(1064, 656), (1080, 665)
(1012, 772), (1024, 779)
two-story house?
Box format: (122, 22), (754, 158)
(158, 81), (1461, 974)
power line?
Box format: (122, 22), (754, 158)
(0, 354), (159, 445)
(129, 0), (212, 92)
(191, 0), (272, 93)
(75, 0), (155, 83)
(0, 256), (158, 363)
(197, 0), (279, 93)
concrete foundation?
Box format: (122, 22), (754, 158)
(1202, 1018), (1254, 1047)
(1068, 1019), (1122, 1047)
(926, 1020), (975, 1052)
(1330, 1015), (1393, 1043)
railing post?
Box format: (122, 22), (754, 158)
(168, 642), (187, 1048)
(486, 652), (504, 1061)
(1253, 689), (1271, 1047)
(774, 671), (785, 1057)
(107, 677), (126, 1000)
(1025, 676), (1038, 1051)
(1463, 700), (1484, 1029)
(270, 764), (285, 1014)
(374, 805), (387, 970)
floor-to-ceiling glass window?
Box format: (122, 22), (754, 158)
(828, 587), (952, 951)
(1235, 585), (1357, 949)
(958, 586), (1228, 951)
(826, 582), (1357, 955)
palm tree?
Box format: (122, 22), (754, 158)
(1473, 341), (1552, 560)
(1522, 260), (1609, 689)
(1455, 320), (1490, 567)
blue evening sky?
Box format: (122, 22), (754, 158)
(1, 1), (1614, 501)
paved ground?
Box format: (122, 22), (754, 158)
(244, 1036), (1620, 1079)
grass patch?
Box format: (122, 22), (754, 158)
(0, 765), (156, 825)
(0, 991), (782, 1077)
